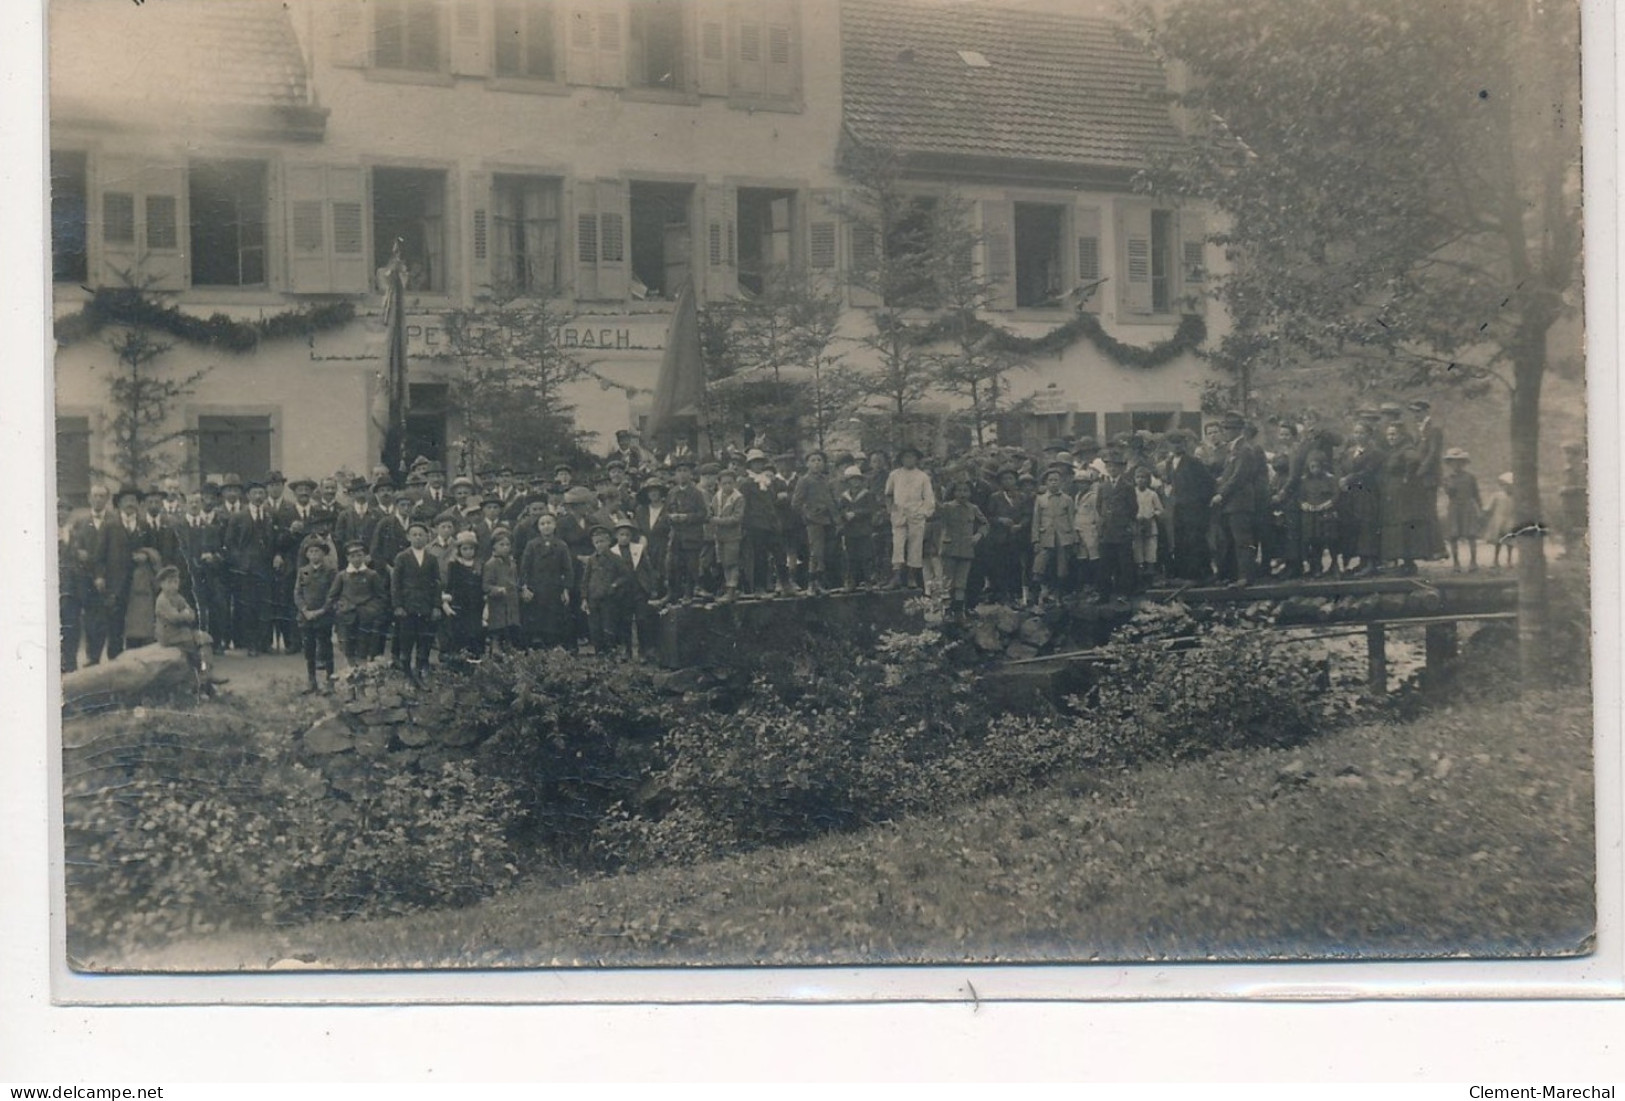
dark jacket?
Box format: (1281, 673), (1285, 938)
(582, 547), (633, 602)
(791, 471), (840, 526)
(326, 566), (390, 625)
(1097, 475), (1139, 545)
(391, 547), (443, 617)
(295, 562), (338, 620)
(1215, 438), (1268, 517)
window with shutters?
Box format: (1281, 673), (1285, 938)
(629, 180), (694, 300)
(491, 174), (562, 295)
(373, 167), (449, 293)
(375, 0), (444, 71)
(628, 0), (687, 89)
(189, 160), (268, 288)
(51, 151), (88, 284)
(103, 193), (136, 246)
(1013, 202), (1065, 308)
(736, 187), (794, 296)
(494, 0), (557, 80)
(56, 415), (92, 507)
(730, 0), (797, 102)
(1150, 210), (1175, 314)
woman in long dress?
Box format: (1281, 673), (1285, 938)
(1378, 423), (1424, 572)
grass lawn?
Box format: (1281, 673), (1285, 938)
(105, 686), (1595, 971)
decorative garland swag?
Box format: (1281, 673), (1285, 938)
(54, 288), (357, 352)
(897, 310), (1206, 370)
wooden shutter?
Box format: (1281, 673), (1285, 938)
(1117, 200), (1153, 316)
(730, 2), (764, 95)
(329, 3), (370, 68)
(566, 5), (598, 83)
(328, 166), (368, 293)
(285, 163), (332, 293)
(703, 183), (737, 300)
(596, 177), (629, 300)
(981, 199), (1014, 311)
(451, 0), (490, 75)
(807, 187), (838, 275)
(1074, 204), (1103, 313)
(1177, 411), (1204, 435)
(572, 177), (600, 298)
(96, 157), (187, 290)
(1180, 208), (1207, 310)
(1102, 412), (1131, 442)
(763, 0), (795, 99)
(696, 0), (728, 94)
(596, 2), (625, 85)
(469, 170), (492, 297)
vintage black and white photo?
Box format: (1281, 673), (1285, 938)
(47, 0), (1597, 978)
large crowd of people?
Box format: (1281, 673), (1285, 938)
(58, 402), (1525, 693)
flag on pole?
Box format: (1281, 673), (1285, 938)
(645, 280), (704, 445)
(381, 239), (409, 482)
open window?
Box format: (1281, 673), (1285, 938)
(736, 187), (794, 296)
(628, 0), (687, 90)
(374, 0), (444, 72)
(488, 174), (562, 295)
(493, 0), (558, 80)
(51, 151), (88, 285)
(189, 160), (268, 288)
(630, 180), (694, 299)
(373, 167), (448, 293)
(1013, 202), (1065, 308)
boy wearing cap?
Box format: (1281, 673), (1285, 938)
(711, 468), (747, 602)
(392, 519), (442, 684)
(329, 541), (391, 667)
(838, 465), (881, 590)
(791, 452), (841, 594)
(155, 565), (217, 694)
(609, 517), (660, 656)
(294, 540), (338, 693)
(664, 460), (709, 603)
(581, 525), (633, 654)
(1442, 449), (1483, 572)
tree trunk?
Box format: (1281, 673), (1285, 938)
(1509, 322), (1550, 681)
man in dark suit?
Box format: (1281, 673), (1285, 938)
(1096, 450), (1139, 599)
(1410, 398), (1445, 557)
(1211, 412), (1268, 585)
(224, 480), (278, 655)
(1163, 429), (1217, 582)
(333, 477), (380, 560)
(390, 519), (441, 684)
(174, 488), (226, 648)
(87, 486), (146, 662)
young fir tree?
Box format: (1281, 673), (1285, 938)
(441, 288), (597, 473)
(838, 142), (965, 451)
(97, 283), (210, 485)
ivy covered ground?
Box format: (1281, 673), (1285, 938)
(104, 685), (1594, 971)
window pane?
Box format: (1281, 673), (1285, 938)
(190, 160), (268, 286)
(1013, 203), (1064, 308)
(372, 167), (447, 291)
(51, 151), (88, 283)
(145, 195), (178, 250)
(103, 192), (135, 245)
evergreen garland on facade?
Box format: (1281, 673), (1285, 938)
(54, 288), (357, 352)
(901, 310), (1207, 368)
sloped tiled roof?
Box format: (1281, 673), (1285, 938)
(51, 0), (310, 114)
(842, 0), (1186, 174)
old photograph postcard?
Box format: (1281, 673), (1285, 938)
(38, 0), (1618, 999)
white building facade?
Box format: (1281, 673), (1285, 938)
(50, 0), (1222, 499)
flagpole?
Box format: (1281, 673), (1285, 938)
(381, 238), (409, 484)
